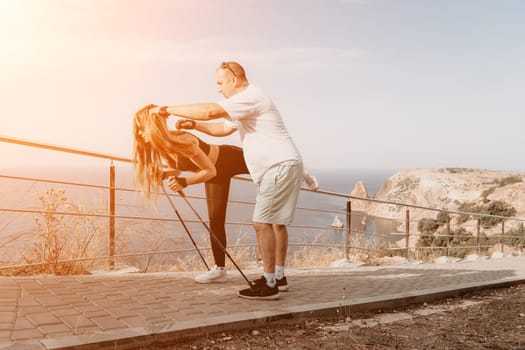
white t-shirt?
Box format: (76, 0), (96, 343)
(218, 85), (302, 182)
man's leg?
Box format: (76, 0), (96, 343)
(274, 224), (289, 291)
(253, 222), (276, 284)
(274, 224), (288, 267)
(238, 221), (280, 300)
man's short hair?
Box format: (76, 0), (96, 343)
(218, 61), (247, 80)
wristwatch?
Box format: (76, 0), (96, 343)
(159, 106), (169, 117)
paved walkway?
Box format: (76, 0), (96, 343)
(1, 254), (524, 349)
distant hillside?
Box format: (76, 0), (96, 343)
(365, 168), (525, 245)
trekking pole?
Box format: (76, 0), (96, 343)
(176, 189), (251, 285)
(161, 183), (209, 270)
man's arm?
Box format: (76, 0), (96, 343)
(194, 121), (237, 137)
(152, 103), (231, 121)
(175, 119), (237, 137)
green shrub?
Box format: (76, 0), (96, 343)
(457, 200), (516, 228)
(496, 175), (523, 187)
(417, 218), (440, 234)
(436, 211), (449, 226)
(481, 187), (495, 202)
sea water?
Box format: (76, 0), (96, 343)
(0, 165), (397, 259)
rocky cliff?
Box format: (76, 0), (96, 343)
(350, 180), (369, 212)
(364, 168), (525, 245)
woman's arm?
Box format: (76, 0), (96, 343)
(167, 148), (217, 192)
(162, 168), (181, 179)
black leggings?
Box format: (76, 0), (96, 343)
(205, 145), (249, 267)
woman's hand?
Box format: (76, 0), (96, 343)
(168, 176), (187, 192)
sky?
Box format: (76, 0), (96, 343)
(1, 0), (524, 173)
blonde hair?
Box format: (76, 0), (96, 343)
(132, 104), (198, 200)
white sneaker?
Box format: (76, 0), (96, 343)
(194, 265), (227, 284)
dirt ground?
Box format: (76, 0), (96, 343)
(157, 283), (524, 350)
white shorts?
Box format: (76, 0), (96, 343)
(252, 162), (303, 225)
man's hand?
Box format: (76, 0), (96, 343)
(158, 106), (170, 118)
(176, 119), (196, 130)
(148, 106), (169, 118)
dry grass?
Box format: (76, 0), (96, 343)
(1, 191), (392, 276)
(1, 188), (107, 276)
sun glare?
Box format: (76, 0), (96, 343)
(0, 0), (20, 28)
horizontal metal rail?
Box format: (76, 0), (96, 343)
(1, 134), (524, 272)
(0, 135), (131, 163)
(0, 207), (200, 224)
(3, 134), (524, 222)
(0, 173), (348, 217)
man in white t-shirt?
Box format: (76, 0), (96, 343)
(150, 62), (304, 300)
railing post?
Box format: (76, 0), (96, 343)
(345, 200), (352, 259)
(500, 220), (505, 253)
(405, 209), (410, 259)
(476, 218), (481, 255)
(446, 214), (450, 256)
(520, 222), (525, 252)
(109, 163), (115, 270)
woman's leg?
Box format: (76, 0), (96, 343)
(205, 179), (231, 267)
(204, 145), (248, 268)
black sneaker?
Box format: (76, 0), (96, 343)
(238, 276), (280, 300)
(276, 276), (288, 292)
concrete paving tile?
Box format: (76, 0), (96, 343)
(90, 298), (120, 309)
(134, 308), (164, 320)
(120, 316), (153, 328)
(51, 307), (82, 317)
(24, 290), (53, 297)
(72, 326), (101, 336)
(105, 294), (133, 302)
(147, 302), (173, 311)
(16, 306), (48, 316)
(0, 312), (16, 323)
(90, 316), (127, 331)
(37, 323), (71, 335)
(17, 297), (40, 307)
(0, 288), (18, 294)
(13, 316), (35, 330)
(104, 307), (138, 319)
(0, 295), (18, 304)
(149, 317), (173, 325)
(0, 330), (11, 342)
(0, 304), (17, 312)
(10, 328), (43, 341)
(80, 310), (111, 319)
(26, 312), (61, 326)
(131, 295), (157, 304)
(53, 288), (80, 296)
(59, 314), (96, 330)
(73, 304), (102, 313)
(0, 322), (14, 331)
(60, 296), (91, 304)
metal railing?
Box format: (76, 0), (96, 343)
(1, 134), (524, 273)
